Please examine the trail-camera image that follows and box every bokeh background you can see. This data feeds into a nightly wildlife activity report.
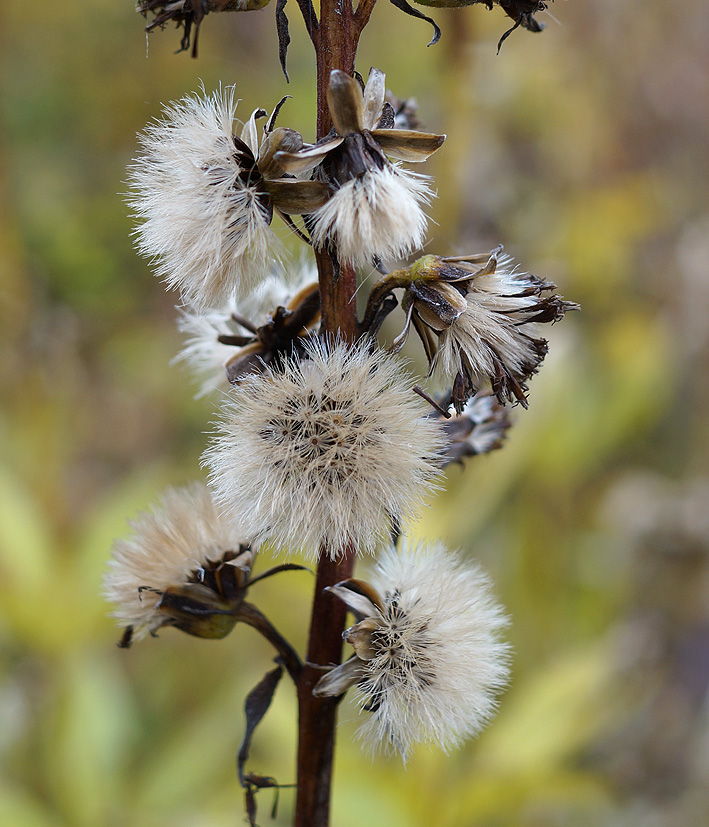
[2,1,709,825]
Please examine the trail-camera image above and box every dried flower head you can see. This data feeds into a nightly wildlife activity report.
[127,88,329,308]
[372,248,578,412]
[104,483,251,644]
[435,390,512,465]
[275,68,445,267]
[397,0,549,53]
[138,0,272,58]
[313,540,510,757]
[204,339,444,558]
[176,258,320,396]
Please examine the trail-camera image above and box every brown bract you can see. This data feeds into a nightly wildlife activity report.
[221,281,321,384]
[274,68,445,181]
[236,102,332,224]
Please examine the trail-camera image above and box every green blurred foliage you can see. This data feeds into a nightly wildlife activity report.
[2,0,708,825]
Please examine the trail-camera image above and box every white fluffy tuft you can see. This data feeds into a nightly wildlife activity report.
[127,87,278,308]
[310,166,432,267]
[204,340,444,558]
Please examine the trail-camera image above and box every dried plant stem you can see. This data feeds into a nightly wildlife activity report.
[295,549,355,826]
[294,0,364,823]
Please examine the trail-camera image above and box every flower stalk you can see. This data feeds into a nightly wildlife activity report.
[296,1,363,821]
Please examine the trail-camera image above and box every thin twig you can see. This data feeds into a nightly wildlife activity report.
[236,602,303,684]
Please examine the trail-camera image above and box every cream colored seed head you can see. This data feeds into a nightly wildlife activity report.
[204,339,445,559]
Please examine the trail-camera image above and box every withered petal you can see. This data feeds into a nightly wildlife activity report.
[362,67,386,131]
[370,129,446,162]
[325,578,385,619]
[327,70,365,136]
[265,179,331,213]
[258,127,304,179]
[241,108,267,158]
[275,137,344,174]
[312,656,368,698]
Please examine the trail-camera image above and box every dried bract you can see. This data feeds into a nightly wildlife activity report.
[204,339,444,558]
[313,540,510,758]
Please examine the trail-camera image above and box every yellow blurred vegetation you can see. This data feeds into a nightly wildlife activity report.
[2,0,708,824]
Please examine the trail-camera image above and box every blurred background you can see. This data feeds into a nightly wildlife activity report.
[2,0,709,824]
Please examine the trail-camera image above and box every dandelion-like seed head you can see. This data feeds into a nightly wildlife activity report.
[128,87,276,307]
[104,483,250,643]
[314,540,510,758]
[204,340,445,558]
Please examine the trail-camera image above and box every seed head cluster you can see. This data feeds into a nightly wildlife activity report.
[204,340,444,558]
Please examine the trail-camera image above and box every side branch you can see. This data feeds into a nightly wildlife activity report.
[354,0,377,36]
[236,601,303,683]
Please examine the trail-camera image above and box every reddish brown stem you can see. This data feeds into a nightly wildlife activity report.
[294,550,355,827]
[294,0,363,823]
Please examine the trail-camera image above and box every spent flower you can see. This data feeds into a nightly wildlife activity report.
[104,483,252,644]
[275,68,445,267]
[371,247,578,412]
[176,259,320,395]
[204,339,444,558]
[434,390,511,465]
[313,540,510,757]
[138,0,272,58]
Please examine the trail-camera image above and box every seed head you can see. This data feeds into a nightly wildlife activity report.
[314,540,510,758]
[127,87,277,307]
[435,255,575,408]
[104,483,249,642]
[275,68,445,267]
[204,340,444,558]
[176,258,319,397]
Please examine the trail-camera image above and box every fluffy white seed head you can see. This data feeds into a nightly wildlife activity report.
[127,87,277,308]
[356,540,510,758]
[204,340,444,558]
[104,483,245,640]
[435,260,551,401]
[176,258,318,397]
[310,166,432,267]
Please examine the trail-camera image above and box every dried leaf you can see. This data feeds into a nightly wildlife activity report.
[237,662,284,786]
